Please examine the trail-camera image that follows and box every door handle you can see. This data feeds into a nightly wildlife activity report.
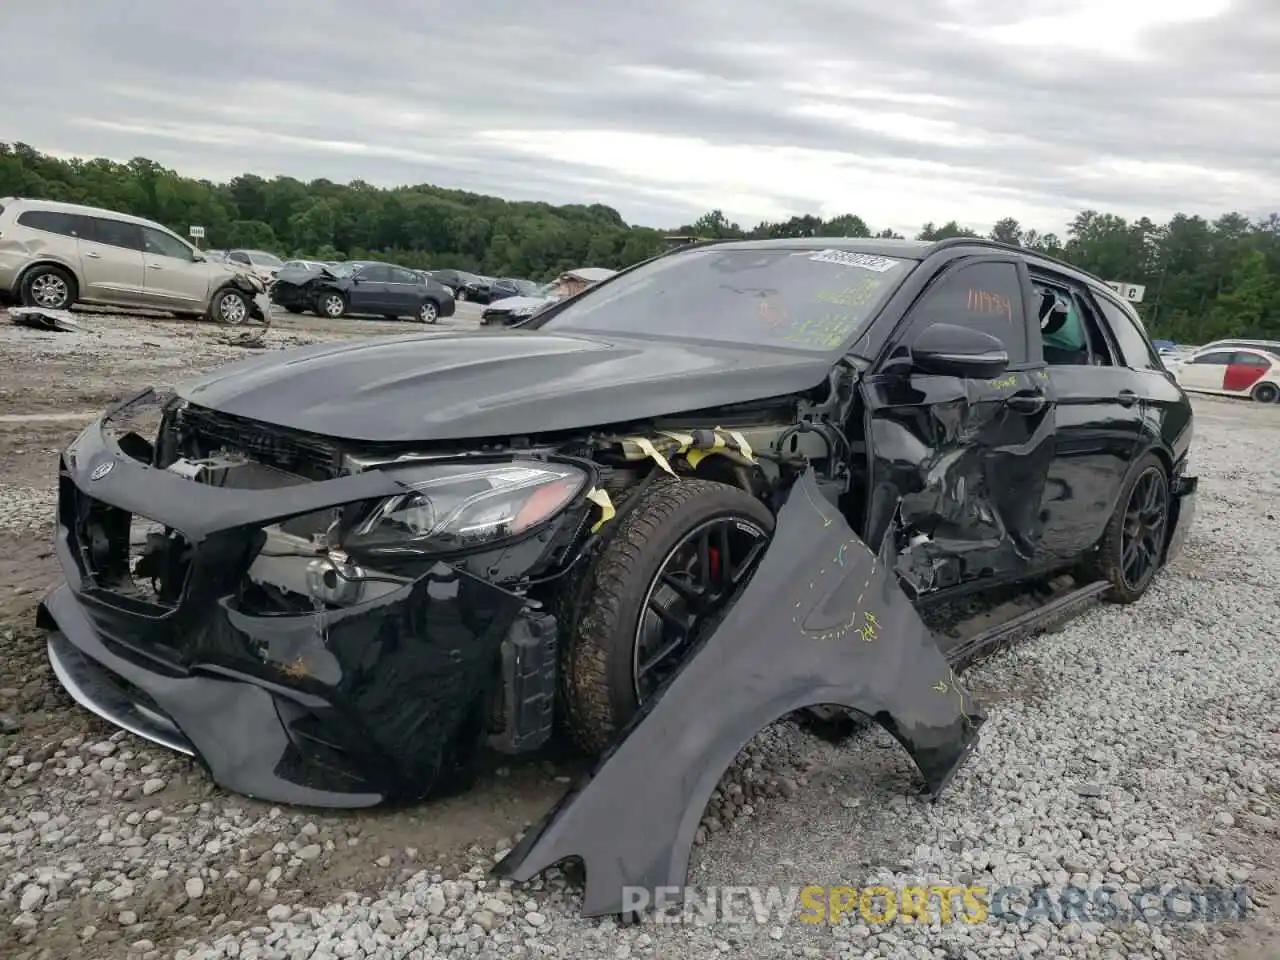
[1005,392,1047,414]
[1117,389,1138,408]
[147,263,163,270]
[84,251,101,259]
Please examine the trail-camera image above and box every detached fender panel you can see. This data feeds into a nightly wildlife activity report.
[494,468,985,917]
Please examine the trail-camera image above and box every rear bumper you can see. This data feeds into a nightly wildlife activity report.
[37,394,561,807]
[1163,473,1197,565]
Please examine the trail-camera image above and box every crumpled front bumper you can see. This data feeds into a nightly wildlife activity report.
[38,400,551,807]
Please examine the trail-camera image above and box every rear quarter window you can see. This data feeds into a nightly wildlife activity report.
[1095,296,1162,371]
[16,209,85,237]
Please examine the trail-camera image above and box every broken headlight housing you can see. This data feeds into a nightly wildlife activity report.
[341,460,588,561]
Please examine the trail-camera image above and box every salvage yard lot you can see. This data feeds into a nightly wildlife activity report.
[0,308,1278,960]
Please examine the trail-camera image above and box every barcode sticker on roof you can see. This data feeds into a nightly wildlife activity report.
[809,249,902,272]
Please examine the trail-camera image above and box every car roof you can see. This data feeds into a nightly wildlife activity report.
[1202,338,1280,349]
[680,235,1123,295]
[687,237,936,259]
[1,195,174,232]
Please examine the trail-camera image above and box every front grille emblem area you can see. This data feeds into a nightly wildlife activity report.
[90,462,114,481]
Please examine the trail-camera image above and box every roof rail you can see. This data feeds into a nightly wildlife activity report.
[927,236,1105,285]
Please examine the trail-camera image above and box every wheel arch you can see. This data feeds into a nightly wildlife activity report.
[16,258,82,295]
[1252,378,1280,400]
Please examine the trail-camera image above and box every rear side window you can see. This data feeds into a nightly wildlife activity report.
[86,217,144,251]
[16,209,86,237]
[904,260,1028,363]
[1095,296,1162,371]
[1233,352,1270,367]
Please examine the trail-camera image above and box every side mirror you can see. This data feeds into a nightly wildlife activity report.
[909,322,1009,379]
[191,250,206,262]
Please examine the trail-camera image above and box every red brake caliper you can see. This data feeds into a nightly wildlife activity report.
[707,546,721,582]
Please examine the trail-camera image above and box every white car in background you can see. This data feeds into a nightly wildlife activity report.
[478,267,618,326]
[223,249,285,284]
[1172,345,1280,403]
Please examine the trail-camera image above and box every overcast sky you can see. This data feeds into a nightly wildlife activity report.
[0,0,1274,236]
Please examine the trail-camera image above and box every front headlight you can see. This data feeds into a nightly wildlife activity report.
[341,460,588,559]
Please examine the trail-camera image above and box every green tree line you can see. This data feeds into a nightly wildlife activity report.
[2,142,1276,342]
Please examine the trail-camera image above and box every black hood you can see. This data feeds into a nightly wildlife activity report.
[175,331,832,442]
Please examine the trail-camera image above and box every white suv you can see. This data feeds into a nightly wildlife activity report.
[0,197,267,323]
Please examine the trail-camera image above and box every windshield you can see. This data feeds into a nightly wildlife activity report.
[328,262,364,277]
[509,279,539,295]
[250,251,284,267]
[537,246,914,351]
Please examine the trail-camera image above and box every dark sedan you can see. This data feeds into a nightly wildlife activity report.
[271,260,456,323]
[426,269,481,298]
[487,278,539,303]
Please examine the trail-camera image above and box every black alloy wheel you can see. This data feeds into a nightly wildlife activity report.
[1079,451,1171,604]
[1119,465,1169,593]
[631,516,769,703]
[560,477,776,755]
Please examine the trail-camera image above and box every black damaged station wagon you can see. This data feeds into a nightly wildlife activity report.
[39,237,1196,809]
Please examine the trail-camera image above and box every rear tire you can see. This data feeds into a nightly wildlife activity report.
[1079,452,1169,603]
[1252,382,1279,403]
[20,265,77,310]
[561,478,774,755]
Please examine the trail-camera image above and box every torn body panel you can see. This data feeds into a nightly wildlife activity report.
[493,469,984,917]
[859,370,1055,598]
[39,400,569,807]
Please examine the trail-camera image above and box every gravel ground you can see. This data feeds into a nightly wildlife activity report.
[1,308,1277,960]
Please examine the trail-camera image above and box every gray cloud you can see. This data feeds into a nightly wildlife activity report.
[0,0,1275,235]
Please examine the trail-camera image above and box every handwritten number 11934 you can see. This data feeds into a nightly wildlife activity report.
[967,288,1012,322]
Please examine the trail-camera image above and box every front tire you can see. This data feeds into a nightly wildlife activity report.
[20,265,77,310]
[561,478,774,754]
[417,301,439,324]
[1252,382,1279,403]
[318,291,347,319]
[209,287,251,325]
[1080,452,1170,603]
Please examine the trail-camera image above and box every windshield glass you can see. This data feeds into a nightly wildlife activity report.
[538,246,913,351]
[328,262,364,277]
[251,251,284,267]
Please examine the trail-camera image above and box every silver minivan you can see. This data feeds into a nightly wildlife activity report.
[0,197,267,323]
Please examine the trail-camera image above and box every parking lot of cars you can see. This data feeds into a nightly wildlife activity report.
[0,301,1278,960]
